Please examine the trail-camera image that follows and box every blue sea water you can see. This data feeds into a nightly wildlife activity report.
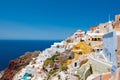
[0,40,61,71]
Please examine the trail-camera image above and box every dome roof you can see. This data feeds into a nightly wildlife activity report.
[77,29,82,32]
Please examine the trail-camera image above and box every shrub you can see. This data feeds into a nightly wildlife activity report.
[43,58,52,67]
[51,54,60,60]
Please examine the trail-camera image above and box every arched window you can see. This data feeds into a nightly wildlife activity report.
[98,38,102,41]
[89,43,91,46]
[94,38,97,41]
[74,62,77,67]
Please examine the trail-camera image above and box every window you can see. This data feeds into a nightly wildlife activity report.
[78,52,82,55]
[69,56,72,59]
[89,43,91,46]
[56,45,60,48]
[109,53,111,61]
[92,49,95,52]
[97,49,99,52]
[94,38,97,41]
[98,38,102,41]
[80,39,84,42]
[74,62,77,67]
[96,31,99,33]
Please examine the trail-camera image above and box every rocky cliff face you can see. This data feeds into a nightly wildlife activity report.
[0,51,39,80]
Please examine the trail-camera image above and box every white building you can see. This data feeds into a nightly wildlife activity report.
[66,42,78,50]
[71,30,85,42]
[42,48,55,58]
[106,21,113,32]
[35,53,47,64]
[51,41,66,53]
[103,31,118,67]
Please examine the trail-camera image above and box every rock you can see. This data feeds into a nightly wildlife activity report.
[0,51,39,80]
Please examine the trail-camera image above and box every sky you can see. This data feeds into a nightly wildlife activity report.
[0,0,120,40]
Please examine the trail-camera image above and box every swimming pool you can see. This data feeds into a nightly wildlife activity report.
[21,73,28,80]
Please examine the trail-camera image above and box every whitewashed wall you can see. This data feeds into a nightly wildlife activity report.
[103,32,118,66]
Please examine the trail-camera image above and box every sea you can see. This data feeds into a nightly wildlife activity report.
[0,40,61,71]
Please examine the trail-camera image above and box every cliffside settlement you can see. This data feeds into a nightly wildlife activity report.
[1,14,120,80]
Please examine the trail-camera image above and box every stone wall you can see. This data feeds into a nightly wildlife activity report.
[88,56,112,74]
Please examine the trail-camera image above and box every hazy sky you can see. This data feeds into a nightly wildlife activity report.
[0,0,120,40]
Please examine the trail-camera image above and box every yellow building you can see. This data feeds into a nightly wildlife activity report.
[67,42,92,65]
[72,42,92,54]
[67,60,72,65]
[74,53,79,60]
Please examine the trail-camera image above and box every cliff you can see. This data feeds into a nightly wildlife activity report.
[0,51,39,80]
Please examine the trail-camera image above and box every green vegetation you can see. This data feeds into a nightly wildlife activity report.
[43,52,69,80]
[60,64,68,71]
[89,64,93,74]
[43,58,52,67]
[51,53,60,60]
[47,69,59,80]
[43,53,60,68]
[47,64,68,80]
[49,69,58,75]
[47,57,68,80]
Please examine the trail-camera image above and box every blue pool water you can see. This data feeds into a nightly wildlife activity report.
[0,40,61,71]
[21,73,28,80]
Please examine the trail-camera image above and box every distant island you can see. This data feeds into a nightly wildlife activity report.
[0,14,120,80]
